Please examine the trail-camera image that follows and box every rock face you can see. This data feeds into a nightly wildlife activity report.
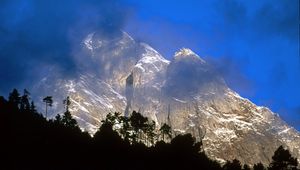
[32,31,300,166]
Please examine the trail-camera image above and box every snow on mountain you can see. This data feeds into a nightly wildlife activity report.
[32,31,300,166]
[174,48,205,64]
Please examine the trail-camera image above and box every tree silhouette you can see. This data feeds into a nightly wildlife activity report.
[8,88,298,170]
[0,89,228,170]
[268,145,298,170]
[145,120,156,146]
[61,111,78,129]
[102,112,120,127]
[119,115,132,142]
[253,163,265,170]
[63,96,71,112]
[54,114,62,124]
[171,133,201,154]
[43,96,53,119]
[8,88,20,108]
[223,159,242,170]
[20,89,30,112]
[30,101,38,114]
[129,111,148,143]
[243,164,250,170]
[160,123,172,141]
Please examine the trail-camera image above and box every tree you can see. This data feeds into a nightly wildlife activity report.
[145,120,156,146]
[8,88,20,108]
[253,163,265,170]
[63,96,71,112]
[61,111,78,129]
[20,89,30,112]
[171,134,201,154]
[223,159,242,170]
[129,111,148,143]
[243,164,251,170]
[61,98,78,129]
[30,101,37,114]
[159,123,172,141]
[101,112,121,128]
[268,145,298,170]
[119,116,132,142]
[54,114,62,124]
[43,96,53,119]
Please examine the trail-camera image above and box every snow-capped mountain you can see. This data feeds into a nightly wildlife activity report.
[32,31,300,166]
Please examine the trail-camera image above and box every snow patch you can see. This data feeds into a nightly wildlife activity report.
[84,32,95,51]
[174,48,205,63]
[278,128,290,135]
[172,97,187,103]
[65,80,76,93]
[214,128,237,141]
[70,98,90,113]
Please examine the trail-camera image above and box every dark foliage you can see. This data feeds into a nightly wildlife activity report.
[269,145,298,170]
[1,89,298,170]
[253,163,266,170]
[223,159,242,170]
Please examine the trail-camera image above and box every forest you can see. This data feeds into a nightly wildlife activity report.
[1,89,298,170]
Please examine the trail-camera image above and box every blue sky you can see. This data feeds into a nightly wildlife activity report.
[0,0,299,130]
[121,0,300,129]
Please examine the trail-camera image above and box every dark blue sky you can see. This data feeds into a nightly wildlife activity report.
[122,0,300,129]
[0,0,299,130]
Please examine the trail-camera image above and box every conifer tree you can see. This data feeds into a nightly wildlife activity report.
[129,111,148,143]
[8,88,20,108]
[253,163,265,170]
[268,145,298,170]
[145,120,156,146]
[62,111,78,129]
[243,164,250,170]
[30,101,37,114]
[54,114,62,124]
[61,96,78,129]
[119,115,132,141]
[43,96,53,119]
[160,123,172,141]
[20,89,30,112]
[223,159,242,170]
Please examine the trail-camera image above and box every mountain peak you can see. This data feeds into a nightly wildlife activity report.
[174,48,205,63]
[175,48,195,56]
[34,31,300,166]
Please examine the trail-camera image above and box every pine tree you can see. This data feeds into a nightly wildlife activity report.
[30,101,37,114]
[145,120,156,146]
[8,89,20,108]
[160,123,172,141]
[119,116,132,142]
[253,163,265,170]
[20,89,30,112]
[54,114,62,124]
[243,164,251,170]
[129,111,148,143]
[268,145,298,170]
[61,111,78,129]
[223,159,242,170]
[61,97,78,129]
[63,96,71,112]
[43,96,53,119]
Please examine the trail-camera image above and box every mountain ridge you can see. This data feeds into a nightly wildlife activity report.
[32,31,300,166]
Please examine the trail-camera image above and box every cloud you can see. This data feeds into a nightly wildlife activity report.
[163,56,225,98]
[0,0,127,95]
[216,0,299,41]
[205,56,255,97]
[253,0,299,42]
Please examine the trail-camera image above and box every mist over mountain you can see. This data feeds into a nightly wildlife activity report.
[31,31,300,166]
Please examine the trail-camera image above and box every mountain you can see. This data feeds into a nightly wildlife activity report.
[32,31,300,166]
